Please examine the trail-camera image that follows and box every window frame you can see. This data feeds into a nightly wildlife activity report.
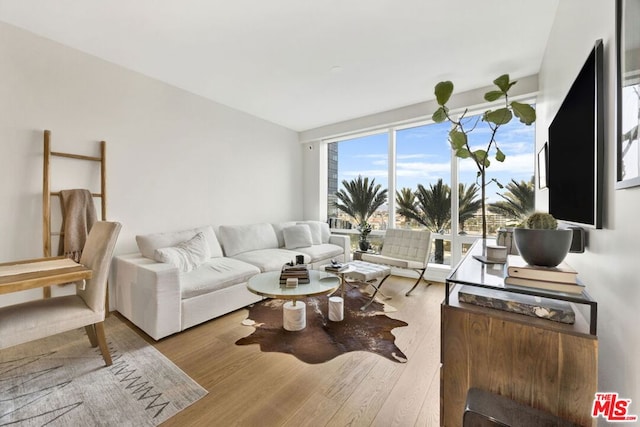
[325,97,536,272]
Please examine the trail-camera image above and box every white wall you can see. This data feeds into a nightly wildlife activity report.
[537,0,639,416]
[0,22,302,305]
[302,140,327,221]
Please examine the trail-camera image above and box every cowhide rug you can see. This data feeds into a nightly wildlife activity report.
[236,285,408,364]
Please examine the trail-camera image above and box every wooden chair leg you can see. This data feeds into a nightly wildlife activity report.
[405,268,429,296]
[85,324,98,347]
[94,321,112,366]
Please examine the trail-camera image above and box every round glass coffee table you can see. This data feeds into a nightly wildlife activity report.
[247,270,340,331]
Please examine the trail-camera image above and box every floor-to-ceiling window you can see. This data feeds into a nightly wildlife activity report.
[396,122,453,265]
[327,131,388,251]
[327,105,535,269]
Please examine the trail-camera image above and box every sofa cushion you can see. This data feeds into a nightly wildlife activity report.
[296,243,344,263]
[271,221,297,248]
[297,221,322,245]
[218,223,279,257]
[231,249,307,272]
[283,225,313,249]
[137,225,223,259]
[154,232,211,273]
[180,257,261,300]
[319,222,331,244]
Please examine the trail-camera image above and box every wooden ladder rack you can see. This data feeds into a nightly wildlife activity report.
[42,129,107,298]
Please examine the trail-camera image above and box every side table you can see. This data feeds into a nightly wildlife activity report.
[323,265,356,322]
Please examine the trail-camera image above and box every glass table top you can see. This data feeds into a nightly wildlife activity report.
[447,239,594,304]
[247,270,340,299]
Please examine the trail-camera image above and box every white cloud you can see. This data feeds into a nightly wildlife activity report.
[343,169,388,178]
[457,153,534,174]
[353,153,387,160]
[396,161,450,177]
[397,153,430,160]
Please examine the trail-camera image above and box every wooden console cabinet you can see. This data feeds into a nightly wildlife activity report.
[441,241,598,426]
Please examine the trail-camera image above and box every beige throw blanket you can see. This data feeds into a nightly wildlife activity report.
[58,189,97,262]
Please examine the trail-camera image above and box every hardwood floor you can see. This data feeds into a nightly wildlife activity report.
[117,276,444,427]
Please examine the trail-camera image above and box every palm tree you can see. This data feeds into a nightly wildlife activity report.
[395,187,419,227]
[488,177,535,225]
[396,179,451,263]
[416,180,451,234]
[334,175,388,234]
[458,183,481,233]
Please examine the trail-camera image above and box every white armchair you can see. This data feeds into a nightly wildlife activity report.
[0,221,122,366]
[361,228,431,296]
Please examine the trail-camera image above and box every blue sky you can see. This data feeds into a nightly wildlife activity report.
[336,115,535,203]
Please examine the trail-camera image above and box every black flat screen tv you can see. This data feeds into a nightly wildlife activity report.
[548,39,604,229]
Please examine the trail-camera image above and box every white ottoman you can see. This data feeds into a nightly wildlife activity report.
[344,260,392,310]
[283,301,306,331]
[345,260,392,283]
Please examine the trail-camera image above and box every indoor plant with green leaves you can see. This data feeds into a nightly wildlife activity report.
[432,74,536,239]
[513,212,573,267]
[357,221,373,250]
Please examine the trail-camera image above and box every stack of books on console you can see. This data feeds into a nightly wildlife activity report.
[504,255,585,295]
[280,264,310,284]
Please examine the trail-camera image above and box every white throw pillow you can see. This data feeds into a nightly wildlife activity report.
[272,221,297,247]
[154,232,211,272]
[283,225,313,249]
[297,221,322,245]
[136,225,223,259]
[217,223,279,257]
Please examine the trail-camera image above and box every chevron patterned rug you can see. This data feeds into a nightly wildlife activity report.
[0,315,206,426]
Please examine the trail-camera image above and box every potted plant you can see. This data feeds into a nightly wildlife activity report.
[357,221,373,251]
[432,75,536,239]
[513,212,573,267]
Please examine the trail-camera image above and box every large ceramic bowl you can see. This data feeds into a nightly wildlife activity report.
[513,228,573,267]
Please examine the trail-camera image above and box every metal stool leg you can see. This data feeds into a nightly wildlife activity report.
[361,274,391,310]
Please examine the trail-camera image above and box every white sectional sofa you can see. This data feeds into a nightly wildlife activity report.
[113,221,349,340]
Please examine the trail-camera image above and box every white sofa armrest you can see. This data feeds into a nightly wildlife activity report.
[329,234,350,262]
[113,254,181,340]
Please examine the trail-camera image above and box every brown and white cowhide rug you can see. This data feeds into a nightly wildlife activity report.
[235,285,408,364]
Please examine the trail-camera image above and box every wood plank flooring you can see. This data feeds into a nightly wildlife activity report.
[116,276,444,427]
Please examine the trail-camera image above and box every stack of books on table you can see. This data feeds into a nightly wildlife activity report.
[325,261,348,273]
[279,264,310,284]
[504,255,584,294]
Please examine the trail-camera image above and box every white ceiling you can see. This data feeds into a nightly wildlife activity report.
[0,0,559,132]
